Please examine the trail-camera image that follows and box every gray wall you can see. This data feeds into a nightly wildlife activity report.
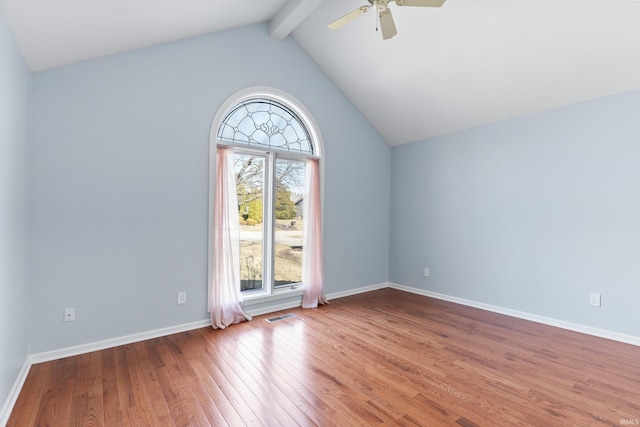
[390,89,640,336]
[30,23,391,353]
[0,8,31,415]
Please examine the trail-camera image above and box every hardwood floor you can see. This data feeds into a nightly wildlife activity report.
[8,288,640,426]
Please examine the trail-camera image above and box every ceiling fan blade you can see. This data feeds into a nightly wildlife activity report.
[379,8,397,40]
[328,6,370,30]
[395,0,446,7]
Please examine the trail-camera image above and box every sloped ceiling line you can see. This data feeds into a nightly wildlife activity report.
[270,0,324,40]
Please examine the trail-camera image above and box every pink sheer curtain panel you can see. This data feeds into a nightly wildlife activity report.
[302,158,328,308]
[209,146,252,329]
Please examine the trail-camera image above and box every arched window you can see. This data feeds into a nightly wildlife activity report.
[209,88,324,307]
[217,98,314,155]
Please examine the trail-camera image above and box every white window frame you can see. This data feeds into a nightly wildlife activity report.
[208,87,324,306]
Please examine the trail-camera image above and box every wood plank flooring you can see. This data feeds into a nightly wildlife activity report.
[8,288,640,426]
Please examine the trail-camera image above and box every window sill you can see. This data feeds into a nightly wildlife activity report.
[241,287,303,307]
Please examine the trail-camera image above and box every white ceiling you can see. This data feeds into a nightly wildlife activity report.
[2,0,640,145]
[0,0,290,71]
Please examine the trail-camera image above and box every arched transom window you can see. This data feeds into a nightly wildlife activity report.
[217,98,314,155]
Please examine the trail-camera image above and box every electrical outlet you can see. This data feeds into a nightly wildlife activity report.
[177,292,186,305]
[424,267,430,277]
[589,293,601,307]
[64,307,75,322]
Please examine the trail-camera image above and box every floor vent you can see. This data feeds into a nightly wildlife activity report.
[266,313,297,323]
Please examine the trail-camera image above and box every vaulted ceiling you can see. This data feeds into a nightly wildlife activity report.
[2,0,640,145]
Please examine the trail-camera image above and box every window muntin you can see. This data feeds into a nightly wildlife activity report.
[217,98,313,155]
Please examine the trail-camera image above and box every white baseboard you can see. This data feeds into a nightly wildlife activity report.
[389,283,640,347]
[244,300,303,317]
[0,359,31,427]
[242,282,391,316]
[326,282,390,300]
[29,319,212,365]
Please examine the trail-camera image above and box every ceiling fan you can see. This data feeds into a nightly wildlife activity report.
[328,0,447,40]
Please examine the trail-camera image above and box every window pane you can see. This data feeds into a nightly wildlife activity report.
[217,98,313,155]
[274,159,306,288]
[235,153,265,292]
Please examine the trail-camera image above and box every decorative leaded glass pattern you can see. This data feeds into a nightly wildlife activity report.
[217,98,314,155]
